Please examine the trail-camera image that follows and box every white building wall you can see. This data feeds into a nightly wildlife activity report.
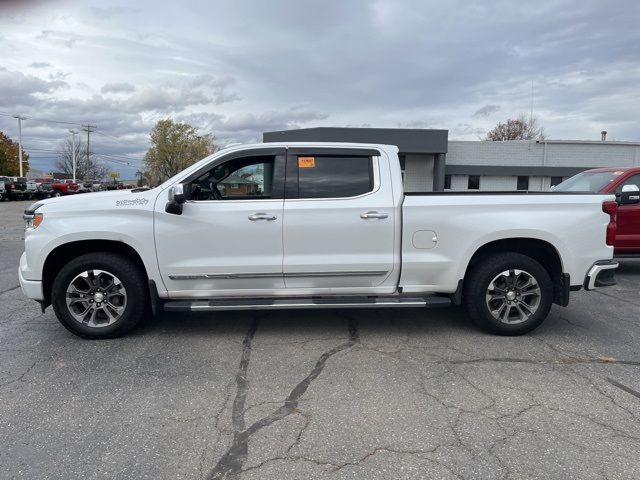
[479,175,517,190]
[545,143,638,168]
[448,140,640,169]
[445,140,640,192]
[447,175,552,191]
[403,154,434,192]
[447,140,544,166]
[449,175,468,191]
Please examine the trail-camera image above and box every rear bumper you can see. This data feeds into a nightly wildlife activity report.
[583,260,618,291]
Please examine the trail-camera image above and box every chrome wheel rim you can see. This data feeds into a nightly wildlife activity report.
[65,269,127,327]
[485,269,541,325]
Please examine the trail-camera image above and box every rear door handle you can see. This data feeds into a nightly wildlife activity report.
[360,211,388,219]
[248,213,277,221]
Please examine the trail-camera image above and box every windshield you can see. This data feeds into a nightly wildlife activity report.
[553,171,623,193]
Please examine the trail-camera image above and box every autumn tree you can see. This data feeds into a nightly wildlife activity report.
[143,119,218,185]
[0,131,29,176]
[55,137,109,180]
[485,114,546,141]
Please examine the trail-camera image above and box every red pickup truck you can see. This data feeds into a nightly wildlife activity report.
[51,179,80,197]
[554,167,640,257]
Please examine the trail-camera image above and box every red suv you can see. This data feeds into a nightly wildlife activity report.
[554,167,640,257]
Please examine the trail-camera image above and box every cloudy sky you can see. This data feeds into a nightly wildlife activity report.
[1,0,639,178]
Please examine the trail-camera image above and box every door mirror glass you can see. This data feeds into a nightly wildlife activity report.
[168,184,186,204]
[166,184,186,215]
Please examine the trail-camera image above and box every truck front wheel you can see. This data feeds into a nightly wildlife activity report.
[51,253,147,339]
[463,253,553,336]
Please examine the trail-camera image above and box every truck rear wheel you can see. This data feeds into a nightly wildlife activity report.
[51,253,147,339]
[463,253,553,336]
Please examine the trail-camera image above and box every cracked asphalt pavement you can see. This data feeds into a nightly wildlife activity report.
[2,199,640,479]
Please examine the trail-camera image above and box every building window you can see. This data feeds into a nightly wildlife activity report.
[444,174,451,190]
[517,176,529,191]
[468,175,480,190]
[550,176,563,187]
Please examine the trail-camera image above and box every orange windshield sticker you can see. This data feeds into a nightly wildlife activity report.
[298,157,316,168]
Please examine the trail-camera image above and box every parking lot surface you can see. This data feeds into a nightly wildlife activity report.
[1,199,640,479]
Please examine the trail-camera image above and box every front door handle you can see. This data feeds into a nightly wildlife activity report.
[360,211,388,219]
[248,213,277,221]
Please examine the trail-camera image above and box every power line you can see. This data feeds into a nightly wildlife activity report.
[96,152,144,163]
[93,154,140,167]
[0,110,88,127]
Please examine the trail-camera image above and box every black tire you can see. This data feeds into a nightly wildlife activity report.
[53,190,62,197]
[51,252,148,339]
[463,252,553,336]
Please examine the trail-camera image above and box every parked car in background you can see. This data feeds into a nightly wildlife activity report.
[0,176,17,200]
[25,179,38,199]
[30,178,54,199]
[50,179,79,197]
[0,178,5,200]
[76,181,90,193]
[20,142,621,339]
[86,181,104,192]
[36,181,53,199]
[554,167,640,257]
[6,176,29,200]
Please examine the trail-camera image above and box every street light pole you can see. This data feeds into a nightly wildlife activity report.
[69,129,78,182]
[13,115,26,177]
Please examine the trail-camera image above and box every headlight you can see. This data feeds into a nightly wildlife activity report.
[24,202,44,230]
[24,213,43,229]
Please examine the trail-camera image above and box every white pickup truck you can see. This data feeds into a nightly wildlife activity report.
[20,142,618,338]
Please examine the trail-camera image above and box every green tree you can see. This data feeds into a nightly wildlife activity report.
[485,114,546,141]
[0,131,29,176]
[143,119,218,185]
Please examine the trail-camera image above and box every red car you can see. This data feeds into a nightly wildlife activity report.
[554,167,640,257]
[50,179,80,197]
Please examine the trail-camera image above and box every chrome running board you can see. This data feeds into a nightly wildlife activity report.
[163,295,451,312]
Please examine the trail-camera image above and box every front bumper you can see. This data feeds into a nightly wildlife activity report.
[583,260,618,291]
[19,252,44,300]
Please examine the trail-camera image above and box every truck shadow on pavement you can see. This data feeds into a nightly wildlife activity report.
[616,258,640,275]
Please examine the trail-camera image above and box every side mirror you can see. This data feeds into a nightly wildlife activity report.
[619,184,640,205]
[165,184,186,214]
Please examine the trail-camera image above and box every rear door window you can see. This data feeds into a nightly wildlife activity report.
[296,155,373,199]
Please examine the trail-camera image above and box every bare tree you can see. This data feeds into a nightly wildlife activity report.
[55,137,109,180]
[485,114,546,141]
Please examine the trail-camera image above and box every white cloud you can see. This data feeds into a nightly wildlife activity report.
[101,82,136,94]
[0,0,639,177]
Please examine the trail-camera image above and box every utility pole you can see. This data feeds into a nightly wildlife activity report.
[13,115,26,177]
[69,129,78,182]
[81,124,96,180]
